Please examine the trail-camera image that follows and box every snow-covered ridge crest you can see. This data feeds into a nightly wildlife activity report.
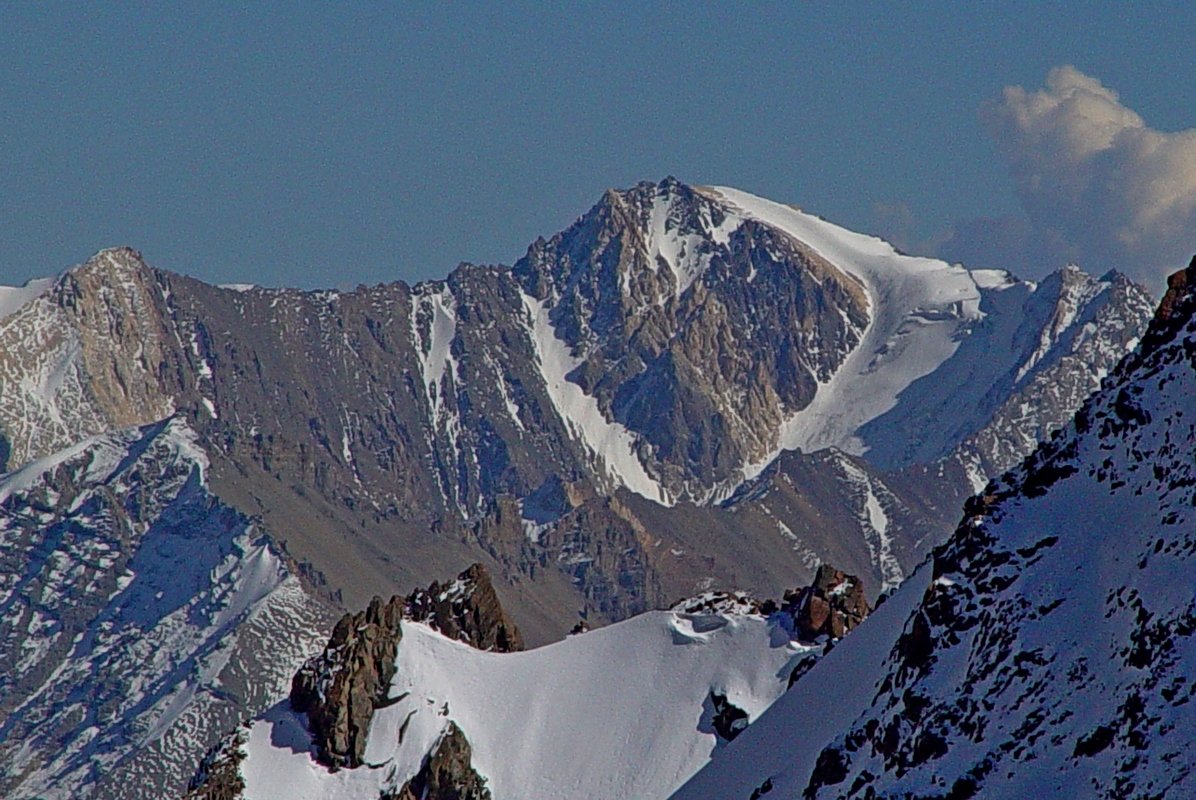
[705,186,992,472]
[236,604,816,800]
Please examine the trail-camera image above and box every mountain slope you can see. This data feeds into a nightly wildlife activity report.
[0,418,333,800]
[672,257,1196,799]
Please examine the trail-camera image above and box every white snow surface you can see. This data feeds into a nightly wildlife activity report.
[0,276,54,321]
[240,609,814,800]
[410,284,458,405]
[707,186,991,473]
[670,565,930,799]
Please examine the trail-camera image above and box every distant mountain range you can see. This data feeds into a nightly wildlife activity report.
[0,178,1159,798]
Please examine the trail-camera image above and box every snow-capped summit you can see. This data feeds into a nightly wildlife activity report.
[513,178,1152,503]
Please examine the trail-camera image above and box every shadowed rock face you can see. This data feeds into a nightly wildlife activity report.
[403,562,524,653]
[289,564,523,769]
[710,692,751,743]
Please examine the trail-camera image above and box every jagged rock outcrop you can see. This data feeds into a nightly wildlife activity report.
[784,564,871,642]
[290,594,406,769]
[670,590,767,616]
[386,722,491,800]
[290,564,522,769]
[403,563,524,652]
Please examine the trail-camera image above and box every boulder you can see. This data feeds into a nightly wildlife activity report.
[785,564,871,642]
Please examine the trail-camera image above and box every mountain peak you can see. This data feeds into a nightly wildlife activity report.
[73,246,150,275]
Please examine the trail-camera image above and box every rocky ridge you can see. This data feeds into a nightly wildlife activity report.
[289,564,523,770]
[784,564,871,643]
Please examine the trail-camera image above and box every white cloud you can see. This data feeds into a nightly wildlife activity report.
[942,66,1196,289]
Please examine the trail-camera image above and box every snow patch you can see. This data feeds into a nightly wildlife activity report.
[833,454,904,592]
[0,276,54,321]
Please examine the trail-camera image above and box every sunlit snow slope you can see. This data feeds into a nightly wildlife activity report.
[705,186,1150,479]
[237,609,816,800]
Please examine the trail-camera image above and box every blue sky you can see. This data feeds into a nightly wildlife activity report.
[2,3,1194,290]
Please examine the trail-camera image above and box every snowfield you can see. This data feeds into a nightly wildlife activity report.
[238,609,817,800]
[0,276,54,321]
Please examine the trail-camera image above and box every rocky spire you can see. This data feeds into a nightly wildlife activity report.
[403,562,524,653]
